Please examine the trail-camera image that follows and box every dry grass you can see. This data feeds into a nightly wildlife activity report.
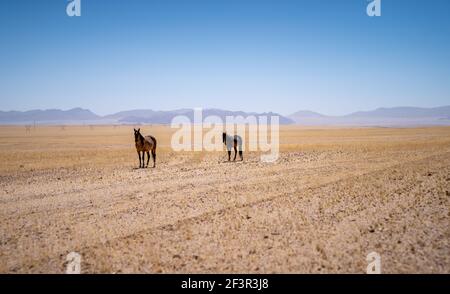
[0,125,449,273]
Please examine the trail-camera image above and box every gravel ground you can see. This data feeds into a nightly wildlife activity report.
[0,126,449,273]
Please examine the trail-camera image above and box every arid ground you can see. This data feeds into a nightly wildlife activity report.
[0,125,449,273]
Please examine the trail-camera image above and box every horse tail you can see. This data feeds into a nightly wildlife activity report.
[150,136,157,167]
[237,135,243,160]
[151,136,157,151]
[236,135,243,151]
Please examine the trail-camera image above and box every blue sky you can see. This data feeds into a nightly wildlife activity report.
[0,0,449,116]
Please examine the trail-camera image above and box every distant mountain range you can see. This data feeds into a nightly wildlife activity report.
[288,106,450,126]
[114,109,293,125]
[0,108,293,125]
[1,106,449,126]
[0,108,99,123]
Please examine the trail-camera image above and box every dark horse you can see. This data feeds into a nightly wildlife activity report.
[222,132,243,161]
[134,128,157,168]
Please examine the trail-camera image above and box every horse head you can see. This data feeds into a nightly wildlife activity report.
[134,128,141,142]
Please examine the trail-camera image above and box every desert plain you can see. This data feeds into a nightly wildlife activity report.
[0,125,449,273]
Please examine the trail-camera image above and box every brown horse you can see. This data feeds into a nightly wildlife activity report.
[134,128,157,168]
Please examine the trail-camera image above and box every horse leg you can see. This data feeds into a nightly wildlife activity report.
[233,146,237,161]
[146,151,150,168]
[152,149,156,168]
[137,151,141,168]
[227,150,231,161]
[239,150,243,161]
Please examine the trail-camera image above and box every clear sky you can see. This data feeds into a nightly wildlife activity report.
[1,0,449,116]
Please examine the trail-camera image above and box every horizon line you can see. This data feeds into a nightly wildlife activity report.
[1,104,450,118]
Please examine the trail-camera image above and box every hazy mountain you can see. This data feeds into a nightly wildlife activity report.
[2,106,449,126]
[103,109,157,120]
[0,108,294,125]
[289,110,326,124]
[288,106,450,126]
[118,108,294,124]
[290,110,325,118]
[346,106,450,118]
[118,110,179,124]
[0,108,99,123]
